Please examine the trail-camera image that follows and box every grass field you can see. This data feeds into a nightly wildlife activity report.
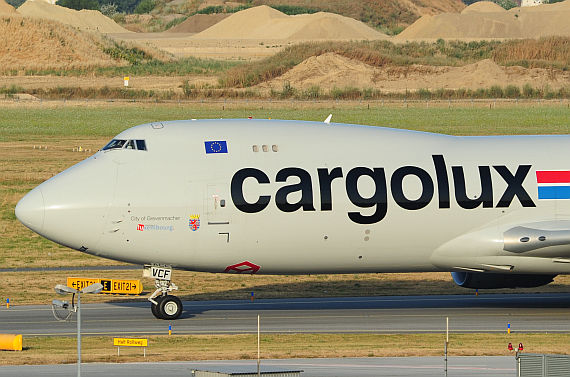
[1,333,569,365]
[1,100,569,141]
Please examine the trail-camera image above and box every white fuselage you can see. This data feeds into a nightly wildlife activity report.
[15,119,570,275]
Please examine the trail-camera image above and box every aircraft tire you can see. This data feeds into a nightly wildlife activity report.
[158,295,182,320]
[151,296,164,319]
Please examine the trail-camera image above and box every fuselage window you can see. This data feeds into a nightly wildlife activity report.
[102,139,126,150]
[135,140,147,151]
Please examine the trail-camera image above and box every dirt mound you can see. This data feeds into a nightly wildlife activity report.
[167,13,230,33]
[0,16,120,72]
[198,0,241,9]
[434,59,507,88]
[398,0,465,16]
[249,0,465,28]
[18,0,129,33]
[262,52,378,89]
[194,5,387,40]
[461,1,505,14]
[259,53,569,92]
[397,0,570,40]
[0,0,16,14]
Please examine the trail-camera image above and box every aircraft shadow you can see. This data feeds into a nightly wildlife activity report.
[106,278,570,318]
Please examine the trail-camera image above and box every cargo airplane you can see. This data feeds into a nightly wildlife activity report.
[15,119,570,320]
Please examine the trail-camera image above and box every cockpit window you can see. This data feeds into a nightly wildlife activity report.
[125,140,136,149]
[136,140,147,151]
[102,139,126,150]
[102,139,147,151]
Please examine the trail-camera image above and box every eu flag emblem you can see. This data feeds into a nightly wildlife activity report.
[205,140,228,154]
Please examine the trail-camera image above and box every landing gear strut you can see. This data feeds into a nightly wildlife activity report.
[144,265,183,320]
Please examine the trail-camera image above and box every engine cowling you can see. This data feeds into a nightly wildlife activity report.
[451,271,556,289]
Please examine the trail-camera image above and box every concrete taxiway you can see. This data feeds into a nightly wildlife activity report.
[1,293,569,336]
[0,357,515,377]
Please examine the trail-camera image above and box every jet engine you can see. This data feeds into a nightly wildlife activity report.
[451,271,556,289]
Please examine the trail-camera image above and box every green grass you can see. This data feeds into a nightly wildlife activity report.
[191,4,250,15]
[163,16,187,30]
[0,104,568,141]
[5,85,567,101]
[18,57,241,77]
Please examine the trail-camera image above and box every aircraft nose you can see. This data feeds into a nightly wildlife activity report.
[15,187,45,233]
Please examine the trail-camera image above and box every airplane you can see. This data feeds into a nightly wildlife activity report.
[15,118,570,320]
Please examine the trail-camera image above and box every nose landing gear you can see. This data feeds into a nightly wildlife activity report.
[151,294,182,320]
[144,265,183,320]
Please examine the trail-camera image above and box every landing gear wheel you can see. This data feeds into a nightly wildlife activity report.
[151,295,165,319]
[145,265,180,319]
[158,295,182,320]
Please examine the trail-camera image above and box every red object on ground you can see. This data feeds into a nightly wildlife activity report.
[508,343,513,351]
[518,343,524,351]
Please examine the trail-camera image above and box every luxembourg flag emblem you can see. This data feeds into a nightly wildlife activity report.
[536,171,570,199]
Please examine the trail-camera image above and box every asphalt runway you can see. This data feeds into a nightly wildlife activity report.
[1,293,569,336]
[0,357,516,377]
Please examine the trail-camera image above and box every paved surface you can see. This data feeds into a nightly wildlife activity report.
[1,293,569,336]
[0,357,516,377]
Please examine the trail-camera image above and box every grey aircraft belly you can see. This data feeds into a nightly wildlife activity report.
[15,119,570,319]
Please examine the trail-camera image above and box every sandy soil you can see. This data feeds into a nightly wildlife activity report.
[0,74,219,91]
[194,5,387,40]
[396,0,570,40]
[0,0,16,14]
[399,0,466,16]
[167,13,231,33]
[110,33,290,59]
[461,1,505,14]
[0,16,119,71]
[2,53,566,95]
[258,53,570,92]
[198,0,241,9]
[17,0,129,33]
[109,2,570,61]
[109,5,388,59]
[3,1,570,85]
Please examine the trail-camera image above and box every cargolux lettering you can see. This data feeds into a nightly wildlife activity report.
[230,154,536,225]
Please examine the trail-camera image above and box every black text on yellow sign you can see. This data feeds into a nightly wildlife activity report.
[67,278,142,295]
[114,338,148,347]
